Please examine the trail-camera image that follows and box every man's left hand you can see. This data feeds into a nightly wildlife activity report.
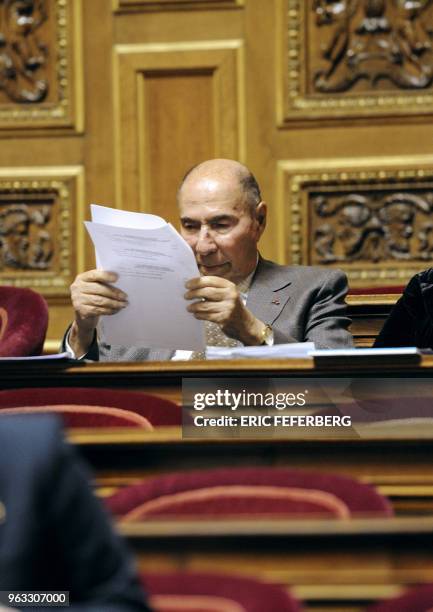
[185,276,265,345]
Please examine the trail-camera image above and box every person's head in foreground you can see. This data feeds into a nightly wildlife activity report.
[0,415,150,611]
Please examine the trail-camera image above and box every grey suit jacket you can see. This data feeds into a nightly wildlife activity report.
[79,258,352,361]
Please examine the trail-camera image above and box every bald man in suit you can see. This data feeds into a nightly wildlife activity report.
[67,159,352,360]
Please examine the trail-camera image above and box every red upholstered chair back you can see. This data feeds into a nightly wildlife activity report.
[105,467,393,521]
[0,387,181,428]
[0,404,154,429]
[366,584,433,611]
[348,286,405,296]
[142,571,302,612]
[0,286,48,356]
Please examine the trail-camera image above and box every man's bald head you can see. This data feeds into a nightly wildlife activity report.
[178,159,262,215]
[177,159,267,283]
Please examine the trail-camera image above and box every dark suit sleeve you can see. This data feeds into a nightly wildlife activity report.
[38,422,150,611]
[61,325,100,361]
[303,269,353,349]
[374,270,433,349]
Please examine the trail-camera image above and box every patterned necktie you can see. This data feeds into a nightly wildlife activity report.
[190,275,252,360]
[190,320,241,360]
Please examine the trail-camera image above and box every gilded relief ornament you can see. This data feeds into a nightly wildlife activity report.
[313,0,433,92]
[0,0,48,103]
[313,191,433,263]
[0,203,53,270]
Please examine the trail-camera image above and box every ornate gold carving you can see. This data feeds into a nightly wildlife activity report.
[0,0,49,103]
[113,0,244,12]
[313,0,433,93]
[279,0,433,120]
[0,166,84,295]
[0,0,83,131]
[0,198,54,270]
[279,156,433,287]
[312,190,433,264]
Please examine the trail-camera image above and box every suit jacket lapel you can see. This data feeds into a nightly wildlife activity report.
[247,257,293,325]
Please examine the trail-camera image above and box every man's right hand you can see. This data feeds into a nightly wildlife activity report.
[69,269,128,357]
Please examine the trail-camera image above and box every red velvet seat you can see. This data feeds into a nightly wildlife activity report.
[0,286,48,356]
[105,467,393,521]
[367,584,433,611]
[0,387,181,428]
[142,571,302,612]
[348,286,404,296]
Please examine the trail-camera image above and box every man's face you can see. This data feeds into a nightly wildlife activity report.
[178,176,266,284]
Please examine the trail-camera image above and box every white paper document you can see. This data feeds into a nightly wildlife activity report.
[0,352,70,362]
[85,205,205,350]
[206,342,315,360]
[310,347,420,357]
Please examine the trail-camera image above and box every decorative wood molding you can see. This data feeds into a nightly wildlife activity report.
[113,0,244,13]
[0,166,84,296]
[278,155,433,289]
[277,0,433,122]
[113,41,244,223]
[0,0,83,132]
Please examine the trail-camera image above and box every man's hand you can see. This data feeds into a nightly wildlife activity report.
[69,269,128,357]
[185,276,266,345]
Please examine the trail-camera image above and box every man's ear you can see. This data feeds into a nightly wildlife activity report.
[255,202,267,236]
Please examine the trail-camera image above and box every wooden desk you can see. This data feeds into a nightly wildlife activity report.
[2,354,433,394]
[121,515,433,612]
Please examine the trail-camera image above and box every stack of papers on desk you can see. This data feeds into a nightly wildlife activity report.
[310,347,420,357]
[206,342,315,360]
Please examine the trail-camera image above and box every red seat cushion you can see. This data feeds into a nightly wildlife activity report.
[348,286,405,296]
[0,388,181,427]
[142,571,302,612]
[0,404,154,429]
[367,584,433,611]
[106,467,393,520]
[0,286,48,356]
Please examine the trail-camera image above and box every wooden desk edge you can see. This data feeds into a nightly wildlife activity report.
[118,515,433,538]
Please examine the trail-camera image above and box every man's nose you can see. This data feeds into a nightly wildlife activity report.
[195,226,217,255]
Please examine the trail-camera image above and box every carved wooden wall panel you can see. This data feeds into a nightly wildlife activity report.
[113,0,244,12]
[0,0,83,131]
[143,71,214,224]
[0,167,84,296]
[6,0,433,346]
[279,0,433,121]
[279,156,433,288]
[114,41,243,228]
